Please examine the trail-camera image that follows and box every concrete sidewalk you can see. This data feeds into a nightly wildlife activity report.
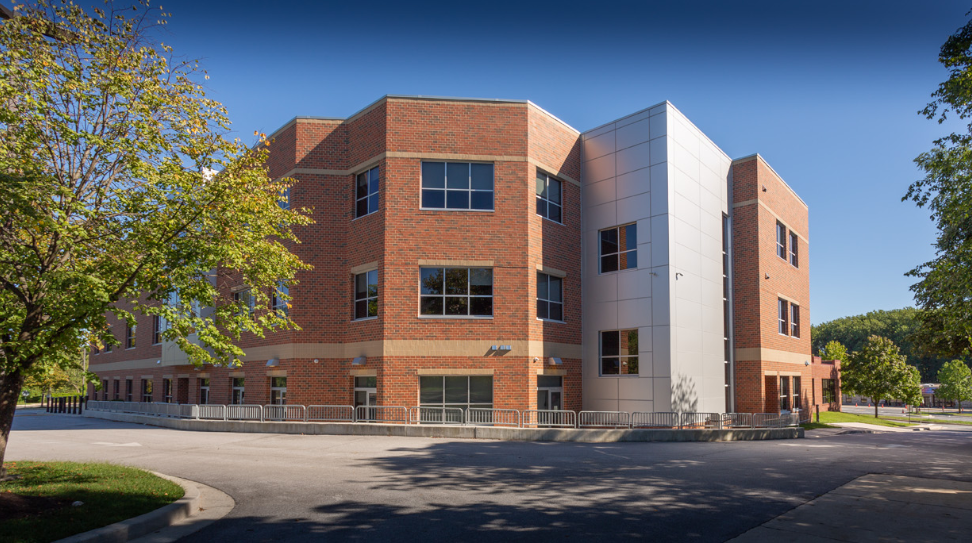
[831,422,937,433]
[729,474,972,542]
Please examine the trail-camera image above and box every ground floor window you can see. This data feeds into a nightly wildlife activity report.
[102,380,109,401]
[163,379,172,403]
[354,376,377,408]
[822,379,836,404]
[199,378,210,404]
[231,378,245,405]
[141,379,153,403]
[125,379,133,402]
[113,379,120,400]
[270,377,287,405]
[419,375,492,410]
[792,376,802,410]
[779,376,791,412]
[537,375,563,410]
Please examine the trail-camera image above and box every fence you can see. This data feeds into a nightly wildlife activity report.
[83,401,807,429]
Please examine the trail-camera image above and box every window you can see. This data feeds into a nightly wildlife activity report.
[354,270,379,320]
[163,379,172,403]
[822,379,836,404]
[199,378,210,404]
[537,375,563,410]
[536,171,562,223]
[419,267,493,317]
[233,289,254,316]
[125,323,136,349]
[279,185,290,210]
[780,376,790,411]
[791,304,801,338]
[599,224,637,273]
[419,375,493,410]
[270,377,287,405]
[141,379,153,403]
[537,272,564,321]
[354,376,377,408]
[105,328,113,352]
[600,329,639,376]
[272,282,289,316]
[778,299,788,335]
[421,162,494,211]
[152,316,162,345]
[355,166,380,218]
[113,379,120,400]
[776,222,787,259]
[231,377,245,405]
[125,379,133,402]
[792,376,802,411]
[102,379,109,401]
[789,232,799,267]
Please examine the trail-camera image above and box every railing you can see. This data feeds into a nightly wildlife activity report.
[197,404,226,420]
[522,409,577,428]
[354,405,408,424]
[578,411,630,428]
[307,405,354,422]
[466,408,520,427]
[631,412,680,428]
[226,404,263,421]
[409,406,465,425]
[264,404,305,422]
[721,413,753,428]
[753,412,800,428]
[680,412,723,429]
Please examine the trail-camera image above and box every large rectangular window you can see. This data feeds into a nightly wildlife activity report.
[789,232,799,267]
[822,379,836,404]
[419,375,493,410]
[421,162,494,211]
[536,171,563,223]
[125,379,133,401]
[776,222,787,259]
[199,378,210,404]
[354,270,379,320]
[126,323,136,349]
[791,304,801,338]
[355,166,380,218]
[778,299,788,335]
[599,224,637,273]
[113,379,120,400]
[141,379,153,403]
[419,268,493,317]
[163,378,172,403]
[537,272,564,322]
[231,377,245,405]
[600,329,639,376]
[233,289,254,316]
[270,377,287,405]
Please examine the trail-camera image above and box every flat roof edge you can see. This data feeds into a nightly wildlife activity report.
[732,153,808,208]
[581,100,671,136]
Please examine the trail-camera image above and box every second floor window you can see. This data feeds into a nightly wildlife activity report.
[421,162,494,211]
[791,304,801,338]
[126,323,136,349]
[778,299,788,335]
[536,171,562,223]
[355,270,379,320]
[789,232,799,267]
[272,282,289,316]
[776,222,787,259]
[600,224,637,273]
[152,315,162,345]
[233,289,254,316]
[600,329,639,376]
[420,267,492,317]
[537,272,564,321]
[355,166,379,218]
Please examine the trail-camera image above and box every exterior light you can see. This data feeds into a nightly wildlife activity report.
[156,360,161,365]
[352,356,366,365]
[266,358,279,367]
[549,357,563,365]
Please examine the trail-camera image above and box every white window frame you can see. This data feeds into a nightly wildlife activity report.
[790,303,800,338]
[270,377,287,405]
[599,329,640,376]
[778,299,788,336]
[163,378,172,403]
[231,377,245,405]
[788,232,799,267]
[354,270,379,321]
[141,379,153,403]
[599,224,638,274]
[536,272,564,322]
[199,378,210,405]
[125,323,136,349]
[776,222,787,259]
[354,376,377,408]
[418,267,493,319]
[420,161,495,212]
[536,171,563,224]
[354,166,380,219]
[152,315,162,345]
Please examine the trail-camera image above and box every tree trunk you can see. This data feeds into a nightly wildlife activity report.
[0,370,26,480]
[874,398,880,418]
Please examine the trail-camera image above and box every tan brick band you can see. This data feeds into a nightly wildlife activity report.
[735,348,810,365]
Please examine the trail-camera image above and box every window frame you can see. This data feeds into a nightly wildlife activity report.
[231,377,245,405]
[779,376,790,412]
[536,272,565,322]
[418,267,494,319]
[790,303,801,338]
[270,376,287,405]
[125,379,133,402]
[788,232,799,267]
[792,376,802,411]
[599,329,640,376]
[272,282,289,316]
[163,378,172,403]
[152,315,162,345]
[354,269,379,321]
[354,165,380,219]
[778,299,788,336]
[233,288,254,316]
[199,378,210,405]
[125,323,136,349]
[141,379,153,403]
[419,161,495,212]
[418,375,494,411]
[598,223,638,274]
[536,170,564,224]
[776,222,787,259]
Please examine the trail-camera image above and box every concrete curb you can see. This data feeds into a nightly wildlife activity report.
[54,473,200,543]
[83,410,803,442]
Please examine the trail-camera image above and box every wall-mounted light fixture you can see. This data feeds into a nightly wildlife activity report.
[352,356,366,366]
[765,273,771,280]
[156,360,162,365]
[313,359,319,364]
[548,357,563,365]
[266,358,279,367]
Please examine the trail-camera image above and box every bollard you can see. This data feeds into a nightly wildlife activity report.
[816,404,820,424]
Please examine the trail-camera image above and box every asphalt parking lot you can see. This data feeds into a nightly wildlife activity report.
[8,412,972,542]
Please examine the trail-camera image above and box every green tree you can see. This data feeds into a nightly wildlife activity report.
[0,2,310,479]
[819,340,849,363]
[843,336,923,418]
[936,360,972,413]
[905,12,972,359]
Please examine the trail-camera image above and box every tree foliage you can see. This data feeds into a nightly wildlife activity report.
[936,359,972,412]
[843,336,922,417]
[0,0,310,477]
[905,12,972,359]
[811,308,957,381]
[819,340,849,364]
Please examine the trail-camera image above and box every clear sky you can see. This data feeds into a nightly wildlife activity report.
[148,0,967,324]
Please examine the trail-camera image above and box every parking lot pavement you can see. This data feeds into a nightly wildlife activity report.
[8,413,972,542]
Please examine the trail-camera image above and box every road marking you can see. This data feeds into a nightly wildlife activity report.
[92,442,142,447]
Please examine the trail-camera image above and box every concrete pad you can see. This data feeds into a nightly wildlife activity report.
[729,474,972,542]
[831,422,928,433]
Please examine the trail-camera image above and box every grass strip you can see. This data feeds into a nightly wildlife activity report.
[0,461,183,543]
[816,411,915,428]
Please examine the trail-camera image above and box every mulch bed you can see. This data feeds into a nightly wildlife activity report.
[0,491,72,522]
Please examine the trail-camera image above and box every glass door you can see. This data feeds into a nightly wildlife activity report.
[354,376,377,421]
[537,375,564,427]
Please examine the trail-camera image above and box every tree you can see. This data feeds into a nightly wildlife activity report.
[819,340,849,364]
[936,360,972,412]
[0,2,310,479]
[842,336,923,418]
[905,12,972,360]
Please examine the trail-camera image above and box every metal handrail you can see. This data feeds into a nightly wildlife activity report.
[578,411,630,428]
[521,409,577,428]
[307,405,355,422]
[408,406,465,425]
[465,408,520,427]
[197,404,226,420]
[354,405,408,424]
[722,413,754,428]
[680,412,723,429]
[631,412,680,429]
[264,404,305,422]
[226,404,263,421]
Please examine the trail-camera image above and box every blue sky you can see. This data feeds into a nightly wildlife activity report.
[152,0,967,324]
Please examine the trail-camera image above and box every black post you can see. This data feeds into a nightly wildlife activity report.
[71,396,76,414]
[61,397,66,413]
[80,396,85,414]
[46,396,50,413]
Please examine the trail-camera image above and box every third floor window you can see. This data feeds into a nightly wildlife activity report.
[536,171,562,223]
[355,166,380,218]
[421,162,494,211]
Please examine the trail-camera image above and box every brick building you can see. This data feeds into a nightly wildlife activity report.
[88,95,833,416]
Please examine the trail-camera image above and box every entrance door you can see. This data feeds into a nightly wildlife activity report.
[354,376,377,421]
[537,375,564,411]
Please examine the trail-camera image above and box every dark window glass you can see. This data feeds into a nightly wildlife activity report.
[420,376,444,404]
[536,171,563,223]
[789,232,799,267]
[469,376,492,403]
[421,268,443,295]
[600,329,639,376]
[354,270,378,319]
[537,272,564,322]
[421,162,493,210]
[599,224,637,273]
[446,190,469,209]
[444,376,468,403]
[421,162,445,188]
[420,296,443,315]
[446,163,469,189]
[422,189,445,208]
[538,375,562,388]
[355,166,380,218]
[420,267,492,317]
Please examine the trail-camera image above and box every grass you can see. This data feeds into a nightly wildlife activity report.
[0,461,183,543]
[816,411,916,428]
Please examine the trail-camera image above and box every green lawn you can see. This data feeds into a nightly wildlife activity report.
[0,461,183,543]
[816,411,915,428]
